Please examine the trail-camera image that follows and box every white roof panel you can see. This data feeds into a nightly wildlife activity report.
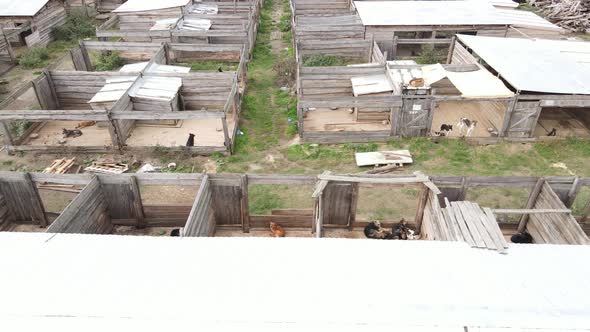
[0,0,50,17]
[423,64,514,98]
[353,1,559,30]
[0,233,590,329]
[113,0,190,13]
[350,74,393,96]
[458,34,590,94]
[355,1,506,26]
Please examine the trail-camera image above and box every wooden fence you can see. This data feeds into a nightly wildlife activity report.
[0,68,240,154]
[0,171,589,245]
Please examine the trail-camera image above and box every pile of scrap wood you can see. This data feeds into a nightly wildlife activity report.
[85,159,129,175]
[530,0,590,32]
[39,158,82,193]
[43,158,77,174]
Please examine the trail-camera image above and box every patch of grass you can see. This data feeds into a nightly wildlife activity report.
[53,8,96,42]
[302,54,349,67]
[8,121,32,138]
[94,52,125,71]
[186,61,238,71]
[279,13,291,33]
[415,45,447,64]
[18,48,50,68]
[249,184,283,214]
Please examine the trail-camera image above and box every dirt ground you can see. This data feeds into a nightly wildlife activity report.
[126,118,233,148]
[431,101,506,137]
[113,226,179,236]
[304,108,390,132]
[534,108,590,137]
[24,121,112,146]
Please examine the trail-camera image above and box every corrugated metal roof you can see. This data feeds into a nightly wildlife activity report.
[113,0,190,13]
[0,0,50,17]
[0,232,589,329]
[353,1,560,31]
[458,34,590,94]
[495,8,563,31]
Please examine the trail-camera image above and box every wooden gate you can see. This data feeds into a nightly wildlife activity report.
[401,97,433,137]
[32,73,58,110]
[506,101,541,138]
[70,46,92,71]
[321,182,357,226]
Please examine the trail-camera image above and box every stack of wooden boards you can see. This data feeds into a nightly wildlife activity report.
[525,182,589,245]
[440,200,508,254]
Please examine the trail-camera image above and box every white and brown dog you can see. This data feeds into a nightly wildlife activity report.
[457,118,477,137]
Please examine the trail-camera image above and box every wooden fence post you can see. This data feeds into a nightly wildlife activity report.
[446,36,456,64]
[241,174,250,233]
[0,121,13,152]
[129,176,146,228]
[391,35,398,60]
[518,178,545,232]
[565,177,580,208]
[499,94,518,137]
[24,172,49,227]
[415,184,429,234]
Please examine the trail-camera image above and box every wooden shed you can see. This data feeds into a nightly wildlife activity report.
[352,1,563,59]
[0,0,67,47]
[454,34,590,139]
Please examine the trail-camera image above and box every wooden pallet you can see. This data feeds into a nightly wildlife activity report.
[85,162,129,175]
[42,158,76,174]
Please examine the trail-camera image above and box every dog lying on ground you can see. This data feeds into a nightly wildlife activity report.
[62,129,82,138]
[76,121,96,129]
[364,221,393,239]
[270,222,286,237]
[511,231,533,243]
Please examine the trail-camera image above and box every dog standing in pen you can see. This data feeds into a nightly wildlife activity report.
[457,118,477,137]
[186,133,195,147]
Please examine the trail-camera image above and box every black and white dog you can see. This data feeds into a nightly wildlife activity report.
[435,124,453,137]
[547,128,557,136]
[170,229,181,237]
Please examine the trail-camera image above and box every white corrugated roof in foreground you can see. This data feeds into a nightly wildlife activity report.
[113,0,190,13]
[0,0,49,17]
[0,232,589,330]
[353,1,560,31]
[458,34,590,94]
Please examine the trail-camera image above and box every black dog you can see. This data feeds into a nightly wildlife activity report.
[547,128,557,136]
[62,128,82,138]
[511,232,533,244]
[186,133,195,147]
[170,229,180,237]
[364,221,393,239]
[217,67,223,73]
